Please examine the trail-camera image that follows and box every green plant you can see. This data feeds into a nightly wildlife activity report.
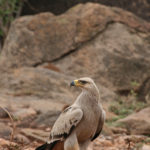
[144,138,150,143]
[130,81,139,87]
[109,98,147,116]
[0,0,23,43]
[6,144,21,150]
[129,80,140,97]
[109,101,133,117]
[107,98,148,127]
[130,89,137,97]
[106,116,125,127]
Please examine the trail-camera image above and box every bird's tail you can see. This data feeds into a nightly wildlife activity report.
[35,141,64,150]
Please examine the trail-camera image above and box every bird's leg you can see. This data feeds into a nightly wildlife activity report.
[80,140,91,150]
[64,132,80,150]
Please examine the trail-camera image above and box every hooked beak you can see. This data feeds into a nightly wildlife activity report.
[70,80,83,87]
[70,81,75,87]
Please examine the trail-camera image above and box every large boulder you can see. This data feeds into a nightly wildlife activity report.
[54,4,150,92]
[55,22,150,91]
[118,107,150,135]
[1,3,150,93]
[0,12,77,68]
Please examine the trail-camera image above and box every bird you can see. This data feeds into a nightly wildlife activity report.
[36,77,105,150]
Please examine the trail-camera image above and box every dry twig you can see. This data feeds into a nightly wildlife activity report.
[0,106,15,142]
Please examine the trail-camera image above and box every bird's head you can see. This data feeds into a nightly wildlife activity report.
[70,77,98,93]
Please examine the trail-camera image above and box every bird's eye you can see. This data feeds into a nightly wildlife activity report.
[79,80,88,84]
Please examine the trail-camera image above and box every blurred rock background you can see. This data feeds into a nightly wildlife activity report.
[0,0,150,150]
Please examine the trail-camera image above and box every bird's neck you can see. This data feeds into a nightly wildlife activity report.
[76,89,100,105]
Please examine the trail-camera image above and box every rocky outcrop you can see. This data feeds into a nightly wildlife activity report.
[2,3,150,70]
[0,3,150,123]
[1,3,150,149]
[53,4,150,92]
[1,3,150,94]
[118,107,150,135]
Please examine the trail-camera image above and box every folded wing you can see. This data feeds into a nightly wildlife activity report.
[50,106,83,141]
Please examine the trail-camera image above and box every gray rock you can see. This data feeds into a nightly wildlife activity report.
[0,11,77,69]
[21,128,49,142]
[14,134,30,144]
[0,108,9,118]
[0,123,12,139]
[13,107,37,120]
[0,67,75,104]
[55,22,150,92]
[31,110,60,128]
[118,107,150,135]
